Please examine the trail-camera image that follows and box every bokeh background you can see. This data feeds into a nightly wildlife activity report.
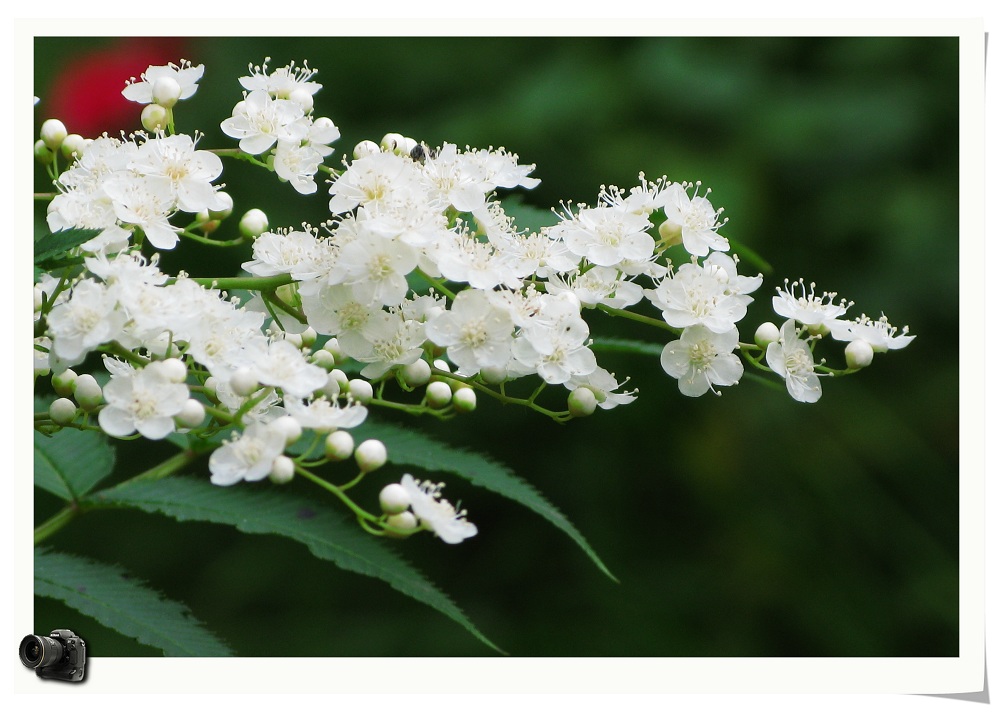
[32,35,959,657]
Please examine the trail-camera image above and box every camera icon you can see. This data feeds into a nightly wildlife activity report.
[19,629,86,682]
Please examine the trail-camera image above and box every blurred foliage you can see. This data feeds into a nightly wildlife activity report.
[32,36,958,657]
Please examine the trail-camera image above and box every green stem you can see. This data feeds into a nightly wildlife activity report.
[34,505,77,545]
[179,229,247,248]
[294,465,380,524]
[415,269,457,300]
[181,274,294,291]
[597,304,680,334]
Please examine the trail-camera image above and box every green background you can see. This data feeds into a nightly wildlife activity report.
[33,36,959,656]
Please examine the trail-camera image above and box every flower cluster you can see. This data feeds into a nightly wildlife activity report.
[33,57,916,547]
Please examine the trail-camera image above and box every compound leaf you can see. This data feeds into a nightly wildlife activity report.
[353,421,617,582]
[84,477,500,653]
[34,419,115,501]
[34,228,102,266]
[34,548,233,656]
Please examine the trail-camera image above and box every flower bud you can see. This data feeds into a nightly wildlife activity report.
[230,367,259,397]
[353,140,380,159]
[568,387,598,417]
[288,88,314,112]
[329,369,349,391]
[385,511,418,537]
[300,327,318,348]
[322,337,344,363]
[239,208,269,238]
[380,132,407,153]
[52,369,78,396]
[157,357,188,384]
[203,376,220,403]
[319,372,341,399]
[845,339,875,369]
[325,430,355,461]
[401,359,431,388]
[348,379,374,404]
[60,133,87,160]
[453,387,477,413]
[40,118,67,150]
[311,348,336,371]
[269,455,295,484]
[754,322,781,349]
[379,483,411,515]
[34,139,54,165]
[150,76,181,107]
[355,439,387,473]
[176,399,206,429]
[479,366,507,385]
[425,381,452,409]
[283,331,303,348]
[141,103,170,132]
[73,374,103,411]
[432,358,451,373]
[49,397,77,425]
[270,415,303,446]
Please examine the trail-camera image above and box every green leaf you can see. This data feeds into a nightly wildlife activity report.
[84,477,501,653]
[34,425,115,501]
[34,228,102,266]
[591,337,666,358]
[353,421,618,582]
[34,548,233,656]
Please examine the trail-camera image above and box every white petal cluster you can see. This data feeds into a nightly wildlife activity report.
[399,474,478,544]
[122,60,204,105]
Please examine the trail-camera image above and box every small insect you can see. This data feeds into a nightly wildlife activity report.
[409,143,439,163]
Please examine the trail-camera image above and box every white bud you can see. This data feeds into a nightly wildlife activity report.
[452,387,477,413]
[325,430,355,461]
[60,133,86,160]
[355,439,388,473]
[845,339,875,369]
[379,483,411,515]
[157,358,188,384]
[72,374,103,411]
[230,367,259,397]
[754,322,781,349]
[175,399,206,429]
[300,327,318,348]
[141,103,169,132]
[283,331,303,348]
[380,132,406,153]
[270,415,303,446]
[658,219,683,248]
[311,349,336,371]
[353,140,380,159]
[480,366,507,385]
[203,376,219,402]
[432,358,451,373]
[269,455,295,484]
[401,359,431,387]
[348,379,374,404]
[52,369,78,396]
[34,139,54,165]
[34,285,45,312]
[49,398,77,425]
[568,387,598,417]
[329,369,349,391]
[239,208,269,238]
[322,338,344,363]
[151,76,182,107]
[425,381,453,409]
[385,511,418,536]
[40,118,67,150]
[288,88,313,112]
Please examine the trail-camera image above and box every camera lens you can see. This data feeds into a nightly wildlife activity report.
[19,635,64,669]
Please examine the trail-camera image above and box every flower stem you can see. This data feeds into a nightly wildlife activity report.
[597,304,680,334]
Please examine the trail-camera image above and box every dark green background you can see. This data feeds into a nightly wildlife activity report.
[33,36,959,657]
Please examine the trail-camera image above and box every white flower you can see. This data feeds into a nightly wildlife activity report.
[273,140,324,195]
[772,278,851,329]
[131,133,227,213]
[122,60,204,105]
[660,326,743,397]
[661,181,729,257]
[98,361,189,439]
[209,422,288,486]
[399,474,478,544]
[46,279,126,363]
[221,90,306,155]
[828,313,915,352]
[239,58,322,99]
[425,289,515,375]
[336,310,426,379]
[102,174,180,250]
[766,319,822,403]
[283,395,368,432]
[327,151,421,215]
[565,367,637,409]
[552,204,654,268]
[252,340,328,398]
[546,266,643,309]
[645,261,751,334]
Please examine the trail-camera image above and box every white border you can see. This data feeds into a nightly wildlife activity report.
[7,6,991,704]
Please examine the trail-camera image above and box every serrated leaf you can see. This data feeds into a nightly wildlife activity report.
[34,548,233,656]
[591,337,666,358]
[353,421,617,582]
[34,426,115,501]
[34,228,102,265]
[85,477,501,653]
